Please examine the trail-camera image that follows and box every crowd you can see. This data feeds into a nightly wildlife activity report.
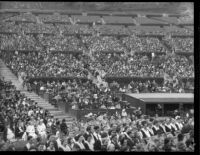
[30,79,126,110]
[39,35,85,51]
[122,36,166,53]
[163,37,193,53]
[0,50,194,79]
[0,33,85,51]
[0,14,194,82]
[28,78,193,111]
[0,79,195,151]
[163,26,193,36]
[82,36,127,52]
[0,22,55,34]
[38,14,69,23]
[0,12,195,152]
[110,80,194,94]
[93,25,130,35]
[0,51,86,78]
[0,13,194,53]
[0,33,39,51]
[5,13,37,22]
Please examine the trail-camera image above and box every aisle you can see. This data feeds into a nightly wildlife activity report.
[0,59,75,125]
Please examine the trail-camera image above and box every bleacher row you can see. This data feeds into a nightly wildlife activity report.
[0,23,194,37]
[1,11,193,25]
[0,11,194,79]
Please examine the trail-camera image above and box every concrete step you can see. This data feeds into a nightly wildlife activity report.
[54,115,74,120]
[31,98,47,101]
[51,113,66,116]
[37,103,52,106]
[28,99,48,102]
[48,109,62,111]
[36,102,50,104]
[37,104,55,107]
[29,99,48,102]
[48,111,63,115]
[38,103,53,106]
[37,104,53,107]
[38,105,54,107]
[0,59,75,122]
[54,115,74,119]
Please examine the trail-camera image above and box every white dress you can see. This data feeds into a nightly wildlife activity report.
[7,128,15,141]
[26,125,37,138]
[37,123,47,138]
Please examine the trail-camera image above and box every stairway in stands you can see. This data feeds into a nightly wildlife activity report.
[0,59,75,125]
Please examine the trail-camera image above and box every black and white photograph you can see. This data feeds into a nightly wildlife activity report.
[0,2,195,152]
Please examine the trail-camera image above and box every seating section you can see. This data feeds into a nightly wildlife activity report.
[0,10,194,152]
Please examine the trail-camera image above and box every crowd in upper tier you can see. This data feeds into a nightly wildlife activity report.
[0,14,194,80]
[0,50,194,79]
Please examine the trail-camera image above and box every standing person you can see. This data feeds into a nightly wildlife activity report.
[92,125,102,151]
[51,120,57,135]
[15,121,25,139]
[5,123,15,142]
[26,121,37,139]
[36,119,47,140]
[83,126,95,145]
[18,72,24,86]
[22,73,27,89]
[60,119,69,136]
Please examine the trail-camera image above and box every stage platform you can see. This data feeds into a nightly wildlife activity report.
[123,93,194,116]
[125,93,193,103]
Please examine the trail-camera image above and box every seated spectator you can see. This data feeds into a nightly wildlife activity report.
[47,141,56,151]
[176,133,187,152]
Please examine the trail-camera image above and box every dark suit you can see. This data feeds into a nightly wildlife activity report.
[148,128,154,136]
[170,125,176,136]
[15,126,24,138]
[175,123,180,130]
[152,126,160,135]
[93,133,102,151]
[83,141,94,151]
[83,132,93,140]
[165,125,172,132]
[159,125,166,134]
[73,142,86,151]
